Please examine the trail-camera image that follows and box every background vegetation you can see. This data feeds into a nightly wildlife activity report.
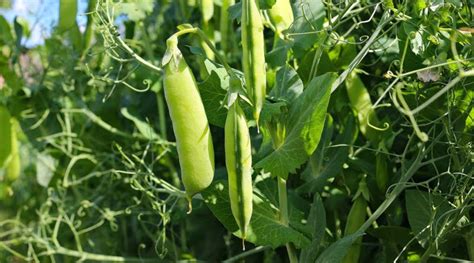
[0,0,473,262]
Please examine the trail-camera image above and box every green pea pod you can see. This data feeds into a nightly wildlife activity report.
[220,0,235,52]
[268,0,294,35]
[163,39,215,212]
[225,101,253,247]
[200,0,214,23]
[7,118,20,181]
[0,106,12,168]
[375,147,388,193]
[342,195,367,263]
[242,0,266,125]
[345,71,381,144]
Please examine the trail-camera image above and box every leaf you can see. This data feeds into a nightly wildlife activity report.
[202,180,311,248]
[297,114,356,193]
[367,226,414,245]
[0,16,14,44]
[269,65,304,103]
[228,1,242,22]
[120,108,160,140]
[315,232,364,263]
[266,37,293,68]
[198,65,229,128]
[259,101,287,124]
[255,73,337,179]
[405,190,454,247]
[36,153,57,187]
[114,0,154,21]
[290,0,326,57]
[300,194,327,262]
[410,26,425,55]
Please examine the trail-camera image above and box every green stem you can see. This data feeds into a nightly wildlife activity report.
[223,246,269,263]
[466,226,474,261]
[278,177,298,263]
[168,27,238,81]
[44,247,159,262]
[331,11,392,93]
[156,92,167,139]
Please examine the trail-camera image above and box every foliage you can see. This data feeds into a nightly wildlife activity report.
[0,0,473,262]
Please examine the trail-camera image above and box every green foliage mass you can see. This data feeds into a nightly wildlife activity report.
[0,0,472,262]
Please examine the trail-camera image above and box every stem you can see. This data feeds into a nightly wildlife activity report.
[223,246,269,263]
[331,11,392,93]
[46,247,159,262]
[168,27,239,81]
[278,177,298,263]
[156,92,167,139]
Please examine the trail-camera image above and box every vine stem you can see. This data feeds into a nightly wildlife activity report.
[278,177,298,263]
[41,247,158,262]
[223,246,269,263]
[168,27,239,81]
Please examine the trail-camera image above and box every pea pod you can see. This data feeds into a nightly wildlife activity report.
[345,71,381,144]
[342,188,368,263]
[241,0,266,124]
[220,0,235,52]
[0,106,12,168]
[268,0,294,35]
[225,100,253,246]
[375,146,388,193]
[200,0,214,23]
[7,119,20,181]
[163,38,215,211]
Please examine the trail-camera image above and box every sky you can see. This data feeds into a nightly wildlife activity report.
[0,0,89,47]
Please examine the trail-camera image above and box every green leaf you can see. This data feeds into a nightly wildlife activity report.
[297,114,356,193]
[266,37,293,68]
[198,65,229,128]
[255,73,337,179]
[36,152,57,187]
[202,180,311,248]
[368,226,414,245]
[300,194,326,262]
[315,232,364,263]
[405,190,454,247]
[114,0,154,21]
[120,108,160,140]
[290,0,326,57]
[0,16,13,44]
[259,0,276,9]
[228,2,242,22]
[269,65,303,103]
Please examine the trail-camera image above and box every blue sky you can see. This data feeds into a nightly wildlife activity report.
[0,0,89,47]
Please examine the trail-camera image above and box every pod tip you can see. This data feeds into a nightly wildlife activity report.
[186,197,193,214]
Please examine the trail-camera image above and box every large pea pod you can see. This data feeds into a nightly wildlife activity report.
[163,38,215,212]
[0,106,12,169]
[268,0,294,35]
[200,0,214,23]
[225,101,253,247]
[241,0,266,124]
[342,195,367,263]
[345,71,381,144]
[7,118,20,181]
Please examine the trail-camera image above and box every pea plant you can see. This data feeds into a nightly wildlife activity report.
[0,0,472,262]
